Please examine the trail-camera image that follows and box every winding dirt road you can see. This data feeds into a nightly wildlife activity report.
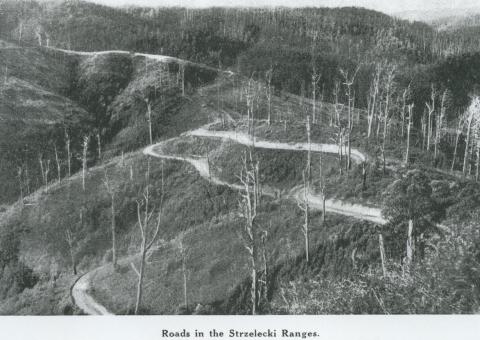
[72,122,385,314]
[72,267,113,315]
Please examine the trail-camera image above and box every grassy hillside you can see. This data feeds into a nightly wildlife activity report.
[0,39,220,204]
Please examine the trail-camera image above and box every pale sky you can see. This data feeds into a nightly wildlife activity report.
[80,0,480,14]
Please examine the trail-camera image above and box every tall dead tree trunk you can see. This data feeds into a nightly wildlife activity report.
[306,115,312,179]
[297,171,310,263]
[65,225,77,275]
[180,63,185,97]
[319,152,326,223]
[463,108,475,176]
[451,117,464,172]
[65,128,71,178]
[367,64,381,139]
[132,159,164,315]
[82,136,89,191]
[379,233,387,277]
[259,230,268,305]
[434,91,447,162]
[341,66,360,170]
[405,219,414,271]
[17,167,23,203]
[311,69,321,124]
[238,150,260,315]
[265,67,273,125]
[54,144,61,183]
[145,99,153,145]
[103,170,118,271]
[425,84,436,152]
[179,238,189,309]
[96,132,102,160]
[405,104,414,164]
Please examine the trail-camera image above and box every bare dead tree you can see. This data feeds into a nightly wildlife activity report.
[65,211,80,275]
[380,66,395,173]
[405,219,414,271]
[425,84,436,152]
[434,91,447,161]
[103,169,118,271]
[237,150,260,315]
[421,110,427,151]
[131,159,164,315]
[24,162,30,195]
[265,66,273,125]
[333,80,341,127]
[311,68,321,124]
[17,166,23,203]
[340,66,360,131]
[54,144,61,183]
[405,104,414,164]
[463,97,480,176]
[179,63,185,97]
[297,171,310,263]
[259,229,269,305]
[178,237,189,310]
[475,125,480,182]
[451,116,465,172]
[96,131,102,160]
[318,149,327,223]
[82,136,89,191]
[306,115,312,179]
[378,233,387,277]
[39,155,51,193]
[65,128,71,178]
[367,63,382,138]
[400,87,408,138]
[244,75,258,141]
[145,98,153,145]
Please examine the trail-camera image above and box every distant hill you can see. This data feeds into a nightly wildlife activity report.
[394,7,480,24]
[431,13,480,31]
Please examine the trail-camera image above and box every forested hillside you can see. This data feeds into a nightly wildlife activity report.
[1,0,480,316]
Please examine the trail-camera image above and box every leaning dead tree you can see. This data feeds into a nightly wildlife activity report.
[237,150,261,315]
[132,159,164,315]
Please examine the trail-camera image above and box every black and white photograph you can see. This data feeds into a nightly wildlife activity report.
[1,0,480,332]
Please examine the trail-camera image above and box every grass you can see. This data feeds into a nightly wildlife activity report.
[89,193,377,314]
